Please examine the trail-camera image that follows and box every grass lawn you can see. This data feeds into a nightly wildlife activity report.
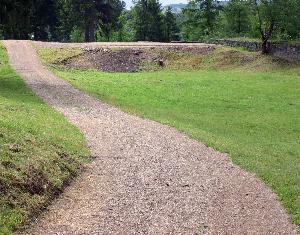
[0,43,89,234]
[38,47,300,226]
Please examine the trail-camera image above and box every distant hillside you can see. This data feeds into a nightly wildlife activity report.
[164,3,187,13]
[164,1,229,13]
[217,0,229,7]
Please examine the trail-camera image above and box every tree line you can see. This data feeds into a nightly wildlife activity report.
[181,0,300,53]
[0,0,125,42]
[1,0,300,52]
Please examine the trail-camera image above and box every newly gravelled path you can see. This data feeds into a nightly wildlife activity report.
[5,40,298,235]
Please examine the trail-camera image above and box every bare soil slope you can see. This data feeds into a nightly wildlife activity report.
[38,42,216,72]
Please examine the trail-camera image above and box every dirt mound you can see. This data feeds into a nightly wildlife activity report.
[63,46,215,72]
[64,48,156,72]
[216,50,256,66]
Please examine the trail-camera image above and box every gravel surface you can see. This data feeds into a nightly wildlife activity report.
[33,41,218,50]
[4,40,298,235]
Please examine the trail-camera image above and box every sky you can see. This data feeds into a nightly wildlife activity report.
[124,0,188,9]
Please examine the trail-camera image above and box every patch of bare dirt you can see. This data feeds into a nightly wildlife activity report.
[62,46,215,72]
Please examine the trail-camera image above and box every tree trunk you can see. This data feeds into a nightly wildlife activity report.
[89,24,95,42]
[85,26,90,42]
[84,24,95,42]
[261,38,270,54]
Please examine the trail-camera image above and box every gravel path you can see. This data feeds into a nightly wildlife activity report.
[33,41,218,49]
[5,40,298,235]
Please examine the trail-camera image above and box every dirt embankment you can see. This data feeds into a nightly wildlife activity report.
[61,46,216,72]
[36,41,298,73]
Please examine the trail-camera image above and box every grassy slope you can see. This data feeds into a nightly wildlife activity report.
[0,43,89,234]
[226,37,300,45]
[38,47,300,225]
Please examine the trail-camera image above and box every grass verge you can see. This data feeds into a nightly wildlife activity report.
[37,46,300,226]
[37,47,83,65]
[0,43,89,234]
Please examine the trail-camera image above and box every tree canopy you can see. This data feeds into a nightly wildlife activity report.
[1,0,300,52]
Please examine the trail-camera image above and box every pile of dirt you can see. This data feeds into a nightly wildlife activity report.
[63,48,161,72]
[62,46,216,72]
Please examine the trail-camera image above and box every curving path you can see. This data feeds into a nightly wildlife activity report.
[4,40,298,235]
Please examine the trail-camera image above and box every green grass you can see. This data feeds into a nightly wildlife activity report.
[37,47,83,65]
[38,47,300,226]
[144,46,299,73]
[0,43,89,234]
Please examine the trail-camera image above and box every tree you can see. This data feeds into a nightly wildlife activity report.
[112,11,135,42]
[71,0,99,42]
[132,0,164,41]
[251,0,284,53]
[181,1,203,41]
[147,0,164,41]
[56,0,75,42]
[31,0,58,40]
[1,0,300,44]
[274,0,300,40]
[0,0,32,39]
[163,7,180,42]
[99,0,125,41]
[199,0,218,33]
[96,10,135,42]
[181,0,218,40]
[71,0,124,42]
[224,0,250,36]
[132,0,148,41]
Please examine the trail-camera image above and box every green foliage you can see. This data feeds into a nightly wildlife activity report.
[181,0,219,41]
[0,0,32,39]
[115,11,136,42]
[130,1,180,42]
[181,2,203,41]
[272,0,300,40]
[132,0,164,41]
[1,0,300,43]
[56,0,74,42]
[179,0,300,46]
[100,11,136,42]
[250,0,290,52]
[132,0,149,41]
[0,0,57,40]
[69,0,124,42]
[0,0,124,42]
[31,0,58,40]
[0,43,89,234]
[163,7,180,41]
[223,0,251,36]
[70,27,85,43]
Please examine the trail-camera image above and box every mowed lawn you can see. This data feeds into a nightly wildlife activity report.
[52,67,300,225]
[0,43,89,234]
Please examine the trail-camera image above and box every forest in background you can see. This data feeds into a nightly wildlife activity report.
[1,0,300,53]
